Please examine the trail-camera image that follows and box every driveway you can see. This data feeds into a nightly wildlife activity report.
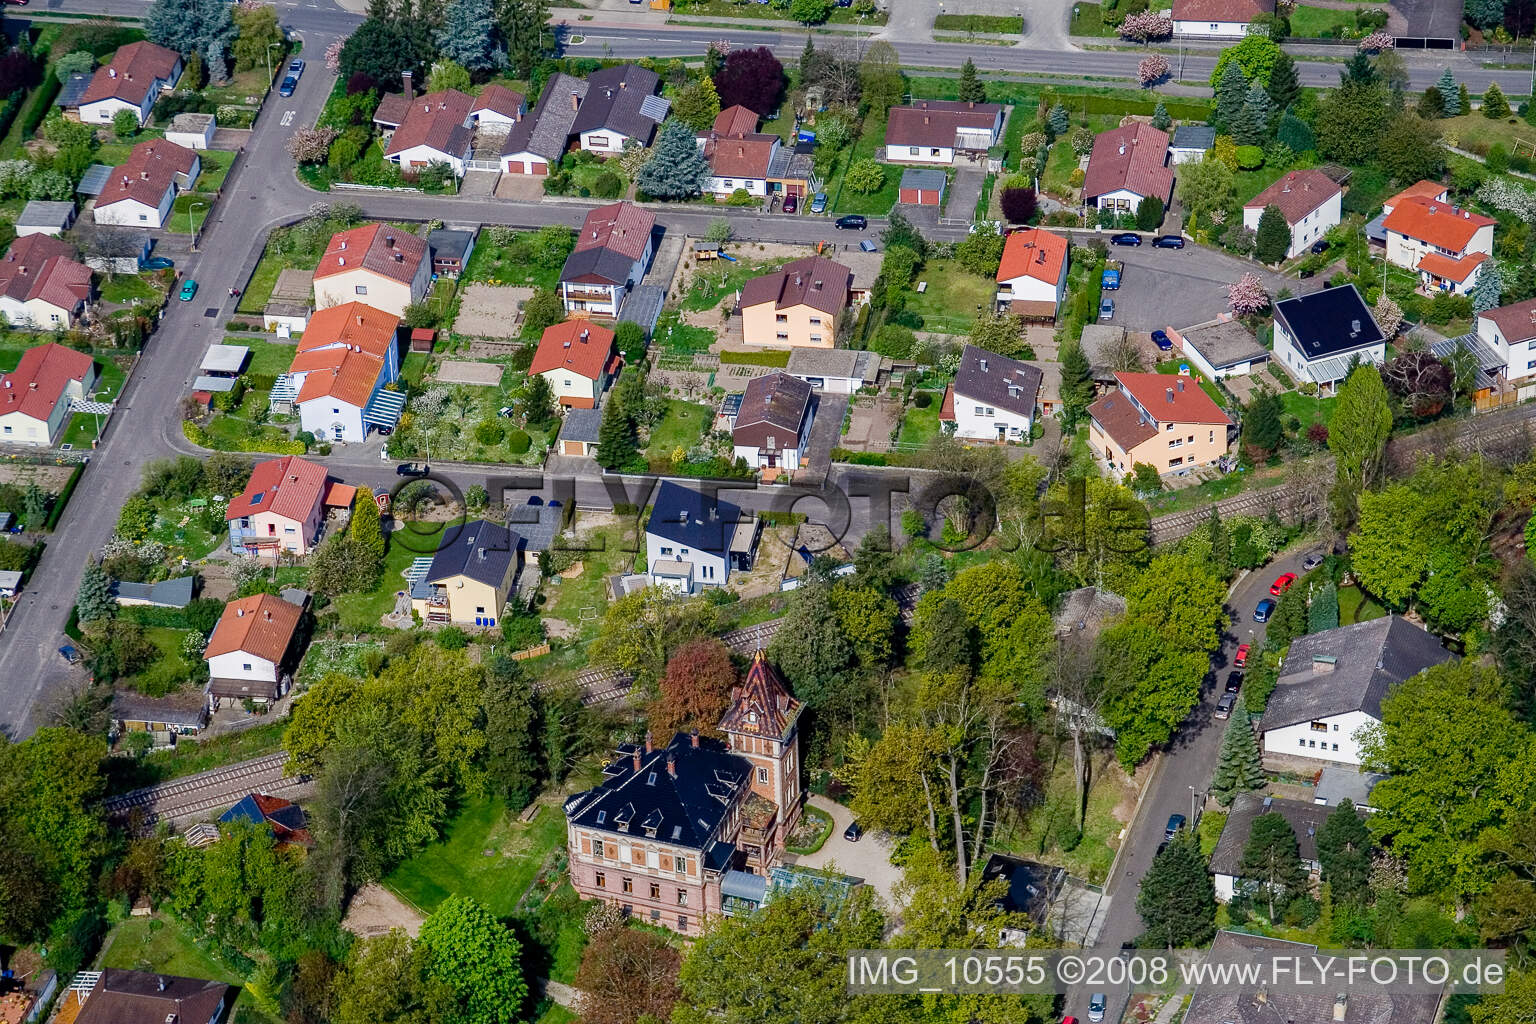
[803,393,848,481]
[1087,237,1322,334]
[783,795,903,914]
[946,168,986,222]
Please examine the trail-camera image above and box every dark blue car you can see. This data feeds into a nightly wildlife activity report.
[1254,598,1276,623]
[1151,329,1172,351]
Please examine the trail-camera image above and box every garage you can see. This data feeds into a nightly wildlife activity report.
[505,160,524,174]
[898,167,946,207]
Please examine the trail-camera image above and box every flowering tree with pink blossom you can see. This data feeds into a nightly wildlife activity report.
[1138,54,1170,87]
[324,38,344,74]
[1357,31,1393,53]
[1228,273,1270,316]
[1120,11,1174,42]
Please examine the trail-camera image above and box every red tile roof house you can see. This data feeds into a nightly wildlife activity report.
[226,454,348,557]
[1082,123,1174,218]
[74,41,182,127]
[531,320,620,408]
[559,202,656,318]
[883,99,1005,165]
[1171,0,1275,38]
[281,302,402,443]
[0,342,97,446]
[1242,169,1342,260]
[92,139,201,229]
[384,88,475,177]
[203,592,305,707]
[0,234,93,328]
[995,227,1069,321]
[1382,195,1496,296]
[311,223,431,317]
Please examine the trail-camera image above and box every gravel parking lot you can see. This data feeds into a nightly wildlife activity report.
[1087,237,1320,334]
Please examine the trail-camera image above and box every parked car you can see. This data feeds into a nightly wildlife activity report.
[1302,552,1326,571]
[178,279,198,301]
[1254,598,1276,622]
[288,58,305,75]
[1151,329,1172,351]
[279,74,299,97]
[1270,572,1297,596]
[836,214,867,230]
[1311,239,1331,254]
[140,256,174,271]
[783,192,798,213]
[59,645,79,664]
[1109,233,1142,247]
[1101,259,1123,290]
[810,192,827,213]
[1098,298,1115,320]
[1088,994,1107,1023]
[859,239,878,252]
[1300,268,1317,279]
[1164,815,1185,841]
[843,820,864,842]
[1215,692,1237,719]
[1234,643,1250,668]
[396,462,430,477]
[1063,1018,1079,1024]
[1153,234,1185,249]
[1226,671,1243,694]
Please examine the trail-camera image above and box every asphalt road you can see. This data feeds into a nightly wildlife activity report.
[1059,543,1322,1020]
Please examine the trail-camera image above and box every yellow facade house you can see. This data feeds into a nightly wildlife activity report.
[411,519,522,627]
[737,256,851,349]
[1088,371,1232,477]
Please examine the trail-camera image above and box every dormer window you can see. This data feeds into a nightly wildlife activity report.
[748,711,757,724]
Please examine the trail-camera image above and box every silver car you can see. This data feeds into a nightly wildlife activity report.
[1089,993,1107,1023]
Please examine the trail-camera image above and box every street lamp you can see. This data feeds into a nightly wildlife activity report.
[188,201,206,252]
[267,41,282,88]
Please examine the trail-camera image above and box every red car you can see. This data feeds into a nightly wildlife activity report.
[1270,572,1297,596]
[1234,644,1250,669]
[1063,1018,1079,1024]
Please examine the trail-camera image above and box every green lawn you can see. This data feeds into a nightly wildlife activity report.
[199,414,301,454]
[1338,585,1386,625]
[1068,2,1111,34]
[932,13,1022,32]
[670,0,887,23]
[542,520,641,639]
[644,400,713,466]
[568,159,627,199]
[193,150,235,192]
[61,412,100,449]
[906,258,995,334]
[101,914,238,980]
[993,748,1128,885]
[239,216,420,314]
[100,274,160,305]
[1233,162,1291,207]
[897,395,943,448]
[220,337,296,377]
[461,229,569,292]
[170,193,218,235]
[654,313,717,358]
[385,798,568,919]
[831,114,902,217]
[119,625,201,697]
[680,258,777,313]
[1280,390,1336,429]
[1290,4,1357,36]
[333,519,449,631]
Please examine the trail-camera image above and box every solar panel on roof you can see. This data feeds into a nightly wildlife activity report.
[75,164,114,197]
[638,94,671,122]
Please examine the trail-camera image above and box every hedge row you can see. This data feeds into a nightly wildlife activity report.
[718,349,792,367]
[183,419,306,455]
[1041,92,1212,123]
[43,462,85,532]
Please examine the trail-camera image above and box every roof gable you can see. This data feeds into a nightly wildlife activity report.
[426,518,520,587]
[734,371,812,446]
[1273,284,1385,359]
[1113,371,1232,426]
[646,480,745,553]
[997,227,1068,287]
[953,344,1044,420]
[96,139,197,210]
[1382,195,1495,252]
[718,649,801,740]
[204,593,302,663]
[384,88,474,160]
[1243,169,1341,223]
[79,41,180,107]
[0,342,93,422]
[298,302,400,359]
[1083,123,1172,202]
[226,455,328,522]
[314,223,428,284]
[737,256,851,317]
[530,320,616,380]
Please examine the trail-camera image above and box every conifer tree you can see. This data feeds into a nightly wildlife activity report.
[1214,61,1248,132]
[436,0,507,72]
[1136,832,1218,948]
[1211,707,1265,805]
[1438,68,1460,114]
[958,58,986,103]
[594,394,638,470]
[1266,51,1300,113]
[1254,204,1292,263]
[1309,581,1339,633]
[637,118,709,199]
[1151,99,1171,132]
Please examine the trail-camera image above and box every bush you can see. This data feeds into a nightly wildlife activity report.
[475,419,506,446]
[507,428,532,454]
[727,188,757,206]
[435,626,469,650]
[913,391,932,408]
[1234,145,1264,169]
[844,159,886,195]
[592,170,623,199]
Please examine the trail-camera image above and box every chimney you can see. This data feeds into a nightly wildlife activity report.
[1313,654,1337,673]
[1165,387,1174,404]
[402,69,413,97]
[580,328,589,340]
[478,547,485,561]
[386,234,395,247]
[109,68,117,78]
[1334,995,1348,1022]
[979,358,988,372]
[264,610,272,621]
[666,752,676,777]
[690,728,699,748]
[356,314,364,326]
[620,80,627,90]
[27,381,35,390]
[924,115,930,124]
[157,977,168,992]
[1350,319,1361,336]
[1176,378,1185,393]
[631,746,641,771]
[571,91,580,111]
[339,240,347,250]
[738,145,744,157]
[644,731,653,754]
[1118,143,1126,155]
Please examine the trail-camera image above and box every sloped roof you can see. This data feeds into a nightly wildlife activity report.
[502,72,586,161]
[373,91,411,128]
[710,104,760,137]
[221,792,312,845]
[204,593,302,663]
[96,139,197,210]
[17,200,75,228]
[298,301,400,359]
[1172,0,1272,21]
[531,320,616,380]
[884,99,1002,149]
[1382,195,1496,252]
[1479,297,1536,345]
[704,132,780,179]
[473,83,525,119]
[1243,169,1341,223]
[1208,793,1334,877]
[646,480,746,554]
[110,575,194,608]
[1382,179,1448,213]
[79,41,179,107]
[953,344,1042,420]
[384,88,474,160]
[1260,616,1454,731]
[0,342,93,422]
[574,201,655,261]
[570,63,665,140]
[1115,371,1230,425]
[1088,389,1158,451]
[0,235,91,313]
[426,517,521,588]
[1273,284,1384,360]
[313,223,427,284]
[734,371,812,448]
[738,256,851,317]
[1416,250,1487,283]
[292,346,386,408]
[559,405,603,444]
[1169,125,1216,151]
[997,227,1068,287]
[226,455,328,522]
[718,649,801,741]
[563,732,751,852]
[1083,122,1172,202]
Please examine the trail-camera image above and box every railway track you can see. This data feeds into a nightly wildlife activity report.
[103,751,308,823]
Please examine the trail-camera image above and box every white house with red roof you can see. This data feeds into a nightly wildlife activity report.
[883,100,1004,165]
[1242,169,1342,260]
[995,227,1068,320]
[384,89,475,176]
[0,342,96,446]
[279,302,401,443]
[1172,0,1274,37]
[312,223,430,317]
[1382,194,1495,295]
[76,41,182,127]
[204,592,305,706]
[531,320,619,408]
[1083,123,1174,216]
[226,454,346,557]
[93,139,200,228]
[471,84,526,128]
[560,202,656,318]
[0,234,93,328]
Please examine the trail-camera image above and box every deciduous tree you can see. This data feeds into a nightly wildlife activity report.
[713,46,786,115]
[575,926,681,1024]
[416,895,526,1024]
[649,638,737,738]
[857,41,903,116]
